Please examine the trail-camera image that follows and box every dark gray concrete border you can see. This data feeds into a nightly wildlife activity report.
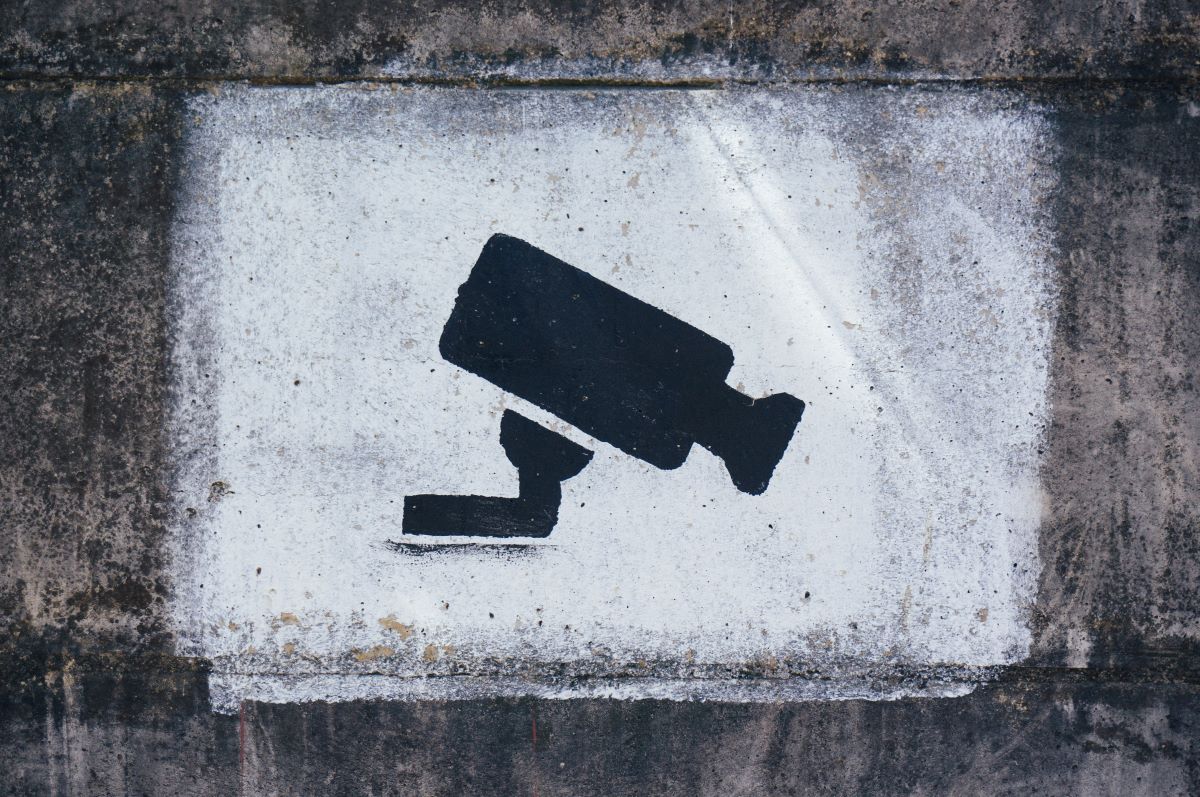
[3,1,1200,83]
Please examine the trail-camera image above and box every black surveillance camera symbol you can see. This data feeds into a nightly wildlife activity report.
[403,234,805,539]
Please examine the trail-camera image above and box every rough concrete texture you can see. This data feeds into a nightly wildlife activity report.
[0,83,181,659]
[2,1,1200,82]
[1,671,1198,794]
[2,2,1200,794]
[1035,89,1200,675]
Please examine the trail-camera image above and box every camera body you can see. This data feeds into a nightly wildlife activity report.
[440,234,805,496]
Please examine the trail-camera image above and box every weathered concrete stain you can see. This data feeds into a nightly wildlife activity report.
[379,615,416,639]
[353,644,396,662]
[3,1,1199,82]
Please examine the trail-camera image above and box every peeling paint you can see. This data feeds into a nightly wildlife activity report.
[353,645,396,662]
[378,615,414,639]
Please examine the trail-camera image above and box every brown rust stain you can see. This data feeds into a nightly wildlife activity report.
[352,645,395,662]
[378,615,414,639]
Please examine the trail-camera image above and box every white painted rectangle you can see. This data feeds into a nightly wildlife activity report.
[167,86,1056,710]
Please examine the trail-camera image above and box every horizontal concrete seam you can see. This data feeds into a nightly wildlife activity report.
[1,73,1199,90]
[13,667,1200,687]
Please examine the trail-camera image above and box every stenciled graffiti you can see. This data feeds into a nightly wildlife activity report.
[402,234,805,538]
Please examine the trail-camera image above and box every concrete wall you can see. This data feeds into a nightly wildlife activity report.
[2,3,1198,794]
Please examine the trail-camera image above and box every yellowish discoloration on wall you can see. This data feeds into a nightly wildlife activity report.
[421,644,457,662]
[352,645,395,662]
[378,615,414,639]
